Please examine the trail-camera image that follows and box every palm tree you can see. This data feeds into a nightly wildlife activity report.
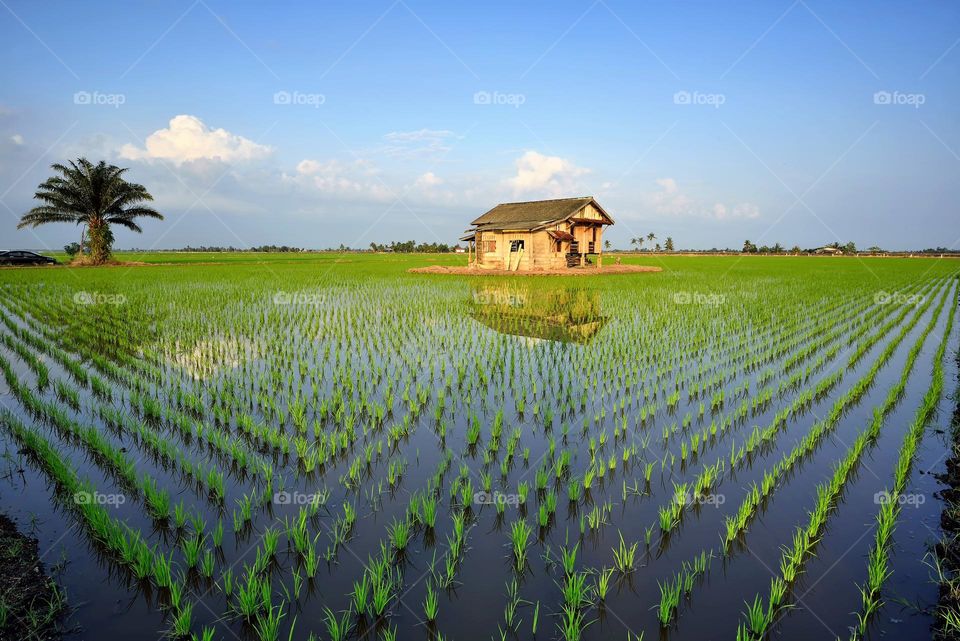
[18,158,162,264]
[647,232,655,243]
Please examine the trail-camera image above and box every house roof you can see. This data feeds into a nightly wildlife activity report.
[470,197,613,231]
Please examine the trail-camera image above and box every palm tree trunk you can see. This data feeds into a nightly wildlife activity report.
[87,220,113,264]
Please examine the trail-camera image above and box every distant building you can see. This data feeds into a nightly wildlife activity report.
[460,196,614,271]
[814,246,843,255]
[453,245,466,253]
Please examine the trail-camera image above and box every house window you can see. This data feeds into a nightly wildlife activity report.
[509,240,524,252]
[483,240,496,253]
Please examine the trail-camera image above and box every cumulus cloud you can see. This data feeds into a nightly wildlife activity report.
[505,151,591,197]
[120,115,272,164]
[650,177,694,215]
[10,134,23,145]
[414,171,443,188]
[288,157,392,200]
[647,177,759,220]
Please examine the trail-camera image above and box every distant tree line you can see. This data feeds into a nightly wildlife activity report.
[741,240,859,254]
[141,245,307,252]
[737,241,960,255]
[100,240,958,256]
[115,243,462,253]
[627,233,675,252]
[368,241,455,253]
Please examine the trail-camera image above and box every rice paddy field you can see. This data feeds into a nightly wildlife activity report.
[0,253,958,641]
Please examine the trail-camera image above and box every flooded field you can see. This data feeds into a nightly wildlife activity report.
[0,254,957,641]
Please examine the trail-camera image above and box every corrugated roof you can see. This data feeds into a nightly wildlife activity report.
[470,197,596,228]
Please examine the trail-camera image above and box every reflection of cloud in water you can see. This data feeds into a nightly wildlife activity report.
[469,284,607,345]
[169,337,257,380]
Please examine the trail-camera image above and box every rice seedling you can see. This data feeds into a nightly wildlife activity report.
[415,578,435,624]
[658,576,682,625]
[0,255,953,641]
[323,606,353,641]
[612,532,638,573]
[510,519,533,571]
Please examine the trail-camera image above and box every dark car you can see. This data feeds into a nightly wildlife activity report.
[0,250,57,266]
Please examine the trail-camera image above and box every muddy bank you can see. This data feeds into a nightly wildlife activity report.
[934,332,960,640]
[0,514,66,641]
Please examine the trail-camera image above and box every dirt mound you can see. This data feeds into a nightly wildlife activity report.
[68,257,152,267]
[409,264,662,276]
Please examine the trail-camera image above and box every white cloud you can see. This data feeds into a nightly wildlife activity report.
[731,203,760,219]
[381,129,457,158]
[288,157,392,200]
[414,171,443,188]
[383,129,454,144]
[295,159,325,175]
[647,177,759,220]
[505,150,591,197]
[650,177,694,215]
[119,115,272,164]
[10,134,23,145]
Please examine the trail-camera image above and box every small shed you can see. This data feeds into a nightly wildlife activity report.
[460,196,614,271]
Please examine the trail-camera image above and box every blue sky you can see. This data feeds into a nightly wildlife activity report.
[1,0,958,250]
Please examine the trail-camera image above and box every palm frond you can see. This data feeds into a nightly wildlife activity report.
[19,159,162,236]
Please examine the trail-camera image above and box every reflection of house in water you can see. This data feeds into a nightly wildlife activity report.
[169,337,257,380]
[469,284,607,344]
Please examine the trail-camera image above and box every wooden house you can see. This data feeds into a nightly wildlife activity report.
[460,197,614,271]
